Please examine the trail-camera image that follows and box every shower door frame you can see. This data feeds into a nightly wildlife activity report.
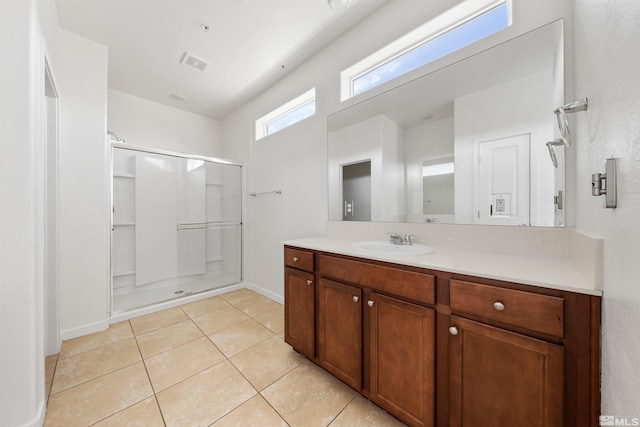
[109,142,244,316]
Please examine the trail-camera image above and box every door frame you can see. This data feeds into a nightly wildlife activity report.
[339,158,372,221]
[472,133,531,226]
[44,53,61,356]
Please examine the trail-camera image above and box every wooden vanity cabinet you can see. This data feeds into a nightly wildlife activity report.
[284,248,315,358]
[283,246,601,427]
[317,276,436,426]
[448,279,566,427]
[448,316,564,427]
[317,277,362,390]
[447,278,600,427]
[368,292,435,427]
[316,253,436,427]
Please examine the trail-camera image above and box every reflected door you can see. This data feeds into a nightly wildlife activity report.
[342,161,371,221]
[476,134,530,226]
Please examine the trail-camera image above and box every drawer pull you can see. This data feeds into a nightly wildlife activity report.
[353,296,360,303]
[493,301,505,311]
[293,256,299,262]
[449,326,459,336]
[306,279,312,286]
[367,300,374,307]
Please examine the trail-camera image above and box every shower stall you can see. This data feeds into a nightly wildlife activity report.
[111,144,242,314]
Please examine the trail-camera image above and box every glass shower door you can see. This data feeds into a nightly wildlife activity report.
[111,146,242,314]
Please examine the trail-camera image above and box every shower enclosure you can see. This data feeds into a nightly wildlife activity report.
[111,145,242,314]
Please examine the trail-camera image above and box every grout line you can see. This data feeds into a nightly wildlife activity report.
[45,289,299,426]
[49,321,155,425]
[56,330,134,361]
[257,393,292,427]
[327,393,358,426]
[133,322,169,426]
[45,353,59,405]
[48,336,142,396]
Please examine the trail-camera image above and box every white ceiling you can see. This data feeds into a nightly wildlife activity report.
[55,0,389,119]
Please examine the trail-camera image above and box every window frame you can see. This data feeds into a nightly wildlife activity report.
[255,88,316,141]
[340,0,511,101]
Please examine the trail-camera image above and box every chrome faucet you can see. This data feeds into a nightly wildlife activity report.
[387,232,404,245]
[403,233,417,245]
[386,232,417,245]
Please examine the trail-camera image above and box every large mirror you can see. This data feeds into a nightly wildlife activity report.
[328,20,566,227]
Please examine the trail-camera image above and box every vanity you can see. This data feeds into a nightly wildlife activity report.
[285,13,601,426]
[283,230,601,427]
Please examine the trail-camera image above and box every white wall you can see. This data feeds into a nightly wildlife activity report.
[222,0,573,300]
[404,116,455,219]
[0,0,59,425]
[328,115,404,222]
[454,71,555,225]
[58,31,110,339]
[404,117,455,164]
[573,0,640,415]
[108,89,222,158]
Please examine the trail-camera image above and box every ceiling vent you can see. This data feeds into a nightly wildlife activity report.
[180,52,209,72]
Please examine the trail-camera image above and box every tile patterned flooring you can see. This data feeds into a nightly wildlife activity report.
[44,289,406,426]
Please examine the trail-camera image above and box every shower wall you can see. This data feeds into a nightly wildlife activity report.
[111,146,242,314]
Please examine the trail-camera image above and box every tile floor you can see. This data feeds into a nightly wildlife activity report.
[44,289,406,426]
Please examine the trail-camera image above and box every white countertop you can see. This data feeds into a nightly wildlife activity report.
[283,236,603,296]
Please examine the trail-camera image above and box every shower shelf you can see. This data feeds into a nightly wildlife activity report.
[113,222,135,226]
[114,173,135,179]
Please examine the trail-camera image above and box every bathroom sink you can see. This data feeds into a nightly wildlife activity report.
[351,241,433,256]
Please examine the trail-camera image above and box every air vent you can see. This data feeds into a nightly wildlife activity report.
[180,52,209,72]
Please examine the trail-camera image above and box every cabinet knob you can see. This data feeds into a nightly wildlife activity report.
[493,301,505,311]
[353,296,360,302]
[367,300,374,307]
[449,326,459,336]
[293,256,299,262]
[306,279,312,286]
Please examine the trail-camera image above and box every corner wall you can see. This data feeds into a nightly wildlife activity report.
[58,31,110,339]
[0,0,60,424]
[573,0,640,415]
[107,89,223,158]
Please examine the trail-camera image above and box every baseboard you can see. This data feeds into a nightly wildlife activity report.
[24,398,45,427]
[109,283,246,324]
[60,318,110,341]
[64,283,282,336]
[245,282,284,305]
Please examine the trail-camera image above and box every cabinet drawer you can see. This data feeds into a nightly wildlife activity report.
[317,255,435,306]
[284,247,314,272]
[449,280,564,338]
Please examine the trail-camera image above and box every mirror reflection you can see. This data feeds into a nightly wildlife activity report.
[328,20,566,227]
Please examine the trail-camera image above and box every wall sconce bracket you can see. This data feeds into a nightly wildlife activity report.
[592,158,617,208]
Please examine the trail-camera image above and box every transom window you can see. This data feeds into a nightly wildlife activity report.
[340,0,511,101]
[255,88,316,140]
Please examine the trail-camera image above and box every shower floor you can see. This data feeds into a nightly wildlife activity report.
[112,274,241,314]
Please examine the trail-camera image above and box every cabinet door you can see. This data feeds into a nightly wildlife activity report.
[449,316,564,427]
[318,278,362,390]
[368,292,435,427]
[284,267,315,358]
